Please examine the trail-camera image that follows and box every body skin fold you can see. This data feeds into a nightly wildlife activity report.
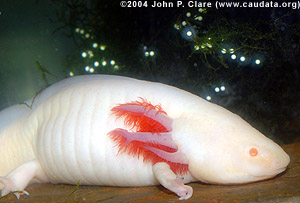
[0,75,290,200]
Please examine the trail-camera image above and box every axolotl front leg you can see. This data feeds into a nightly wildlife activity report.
[0,160,49,199]
[153,162,193,200]
[108,98,192,199]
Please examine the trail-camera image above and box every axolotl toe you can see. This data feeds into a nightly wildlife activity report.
[0,75,290,200]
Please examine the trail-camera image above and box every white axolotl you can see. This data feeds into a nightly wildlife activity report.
[0,75,290,200]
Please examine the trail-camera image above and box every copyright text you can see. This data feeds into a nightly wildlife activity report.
[119,1,300,9]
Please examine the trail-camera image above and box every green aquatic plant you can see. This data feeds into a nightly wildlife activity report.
[19,61,56,109]
[65,180,81,203]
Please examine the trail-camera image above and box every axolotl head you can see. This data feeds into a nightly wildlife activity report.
[172,106,290,184]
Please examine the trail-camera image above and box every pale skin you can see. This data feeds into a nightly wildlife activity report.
[0,75,290,200]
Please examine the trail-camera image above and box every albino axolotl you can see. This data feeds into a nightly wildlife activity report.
[0,75,290,200]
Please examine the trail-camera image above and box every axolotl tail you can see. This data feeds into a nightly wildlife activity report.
[0,104,35,180]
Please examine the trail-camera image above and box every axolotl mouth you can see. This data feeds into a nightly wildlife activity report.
[272,166,289,175]
[254,166,288,179]
[249,156,290,180]
[229,150,291,184]
[217,166,289,185]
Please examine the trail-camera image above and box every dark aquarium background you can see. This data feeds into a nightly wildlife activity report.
[0,0,299,144]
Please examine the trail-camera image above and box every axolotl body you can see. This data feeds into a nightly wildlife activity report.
[0,75,290,200]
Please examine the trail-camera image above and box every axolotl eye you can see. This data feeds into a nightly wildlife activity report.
[249,147,258,157]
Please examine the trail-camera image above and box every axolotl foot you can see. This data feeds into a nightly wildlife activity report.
[0,176,29,199]
[0,159,49,199]
[153,162,193,200]
[172,176,193,200]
